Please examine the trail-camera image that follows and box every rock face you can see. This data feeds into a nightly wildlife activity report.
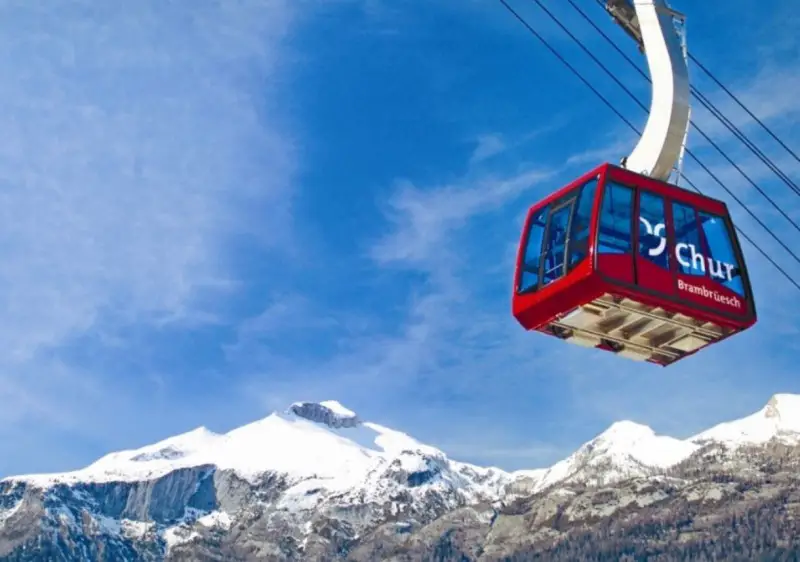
[288,400,361,429]
[350,441,800,561]
[1,395,800,561]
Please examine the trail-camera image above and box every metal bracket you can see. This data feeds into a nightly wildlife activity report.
[606,0,691,182]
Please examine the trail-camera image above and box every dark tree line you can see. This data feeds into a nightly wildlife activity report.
[406,487,800,562]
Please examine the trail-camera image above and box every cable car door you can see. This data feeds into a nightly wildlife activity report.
[538,198,576,290]
[595,180,635,284]
[635,189,677,297]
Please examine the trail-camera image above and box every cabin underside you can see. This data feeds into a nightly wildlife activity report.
[541,292,735,365]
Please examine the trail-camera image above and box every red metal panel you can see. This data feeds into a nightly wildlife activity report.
[596,254,635,284]
[674,273,747,317]
[512,255,594,329]
[636,259,676,295]
[511,161,757,350]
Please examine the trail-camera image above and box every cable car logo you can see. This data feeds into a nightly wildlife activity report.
[638,217,667,257]
[638,217,736,282]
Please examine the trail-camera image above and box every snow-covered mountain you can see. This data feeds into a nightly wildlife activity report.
[8,399,508,513]
[0,399,510,561]
[515,420,699,493]
[1,393,799,561]
[691,393,800,445]
[512,393,800,495]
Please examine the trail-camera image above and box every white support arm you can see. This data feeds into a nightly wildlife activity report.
[609,0,690,182]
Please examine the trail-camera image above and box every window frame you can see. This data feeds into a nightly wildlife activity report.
[696,209,750,297]
[636,189,671,272]
[538,197,577,290]
[596,179,636,257]
[715,211,755,311]
[590,178,755,321]
[671,200,709,279]
[516,203,550,294]
[516,175,599,295]
[566,176,600,273]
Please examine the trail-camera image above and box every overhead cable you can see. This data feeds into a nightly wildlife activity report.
[524,0,800,243]
[496,0,800,293]
[689,53,800,167]
[569,0,800,200]
[589,0,800,168]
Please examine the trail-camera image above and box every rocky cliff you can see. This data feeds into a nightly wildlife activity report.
[1,395,799,561]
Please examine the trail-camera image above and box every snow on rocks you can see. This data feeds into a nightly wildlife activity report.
[691,393,800,446]
[3,400,510,509]
[5,393,800,506]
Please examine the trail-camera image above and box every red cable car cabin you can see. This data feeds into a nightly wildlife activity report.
[512,162,757,366]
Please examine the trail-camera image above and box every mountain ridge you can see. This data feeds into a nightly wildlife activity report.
[5,393,800,492]
[1,393,799,561]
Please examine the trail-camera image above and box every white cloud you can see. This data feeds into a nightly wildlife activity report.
[208,5,800,473]
[370,167,554,267]
[235,163,554,384]
[706,64,800,128]
[469,134,507,165]
[0,0,298,425]
[680,60,800,272]
[350,53,800,466]
[566,135,635,168]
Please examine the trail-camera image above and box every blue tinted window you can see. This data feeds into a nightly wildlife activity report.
[519,206,549,293]
[541,204,572,287]
[699,212,745,296]
[638,191,669,270]
[598,181,634,254]
[567,177,599,270]
[672,203,705,277]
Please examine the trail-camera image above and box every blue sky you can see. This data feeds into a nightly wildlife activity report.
[0,0,798,476]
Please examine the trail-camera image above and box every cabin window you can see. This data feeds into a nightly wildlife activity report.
[638,191,669,270]
[699,212,745,296]
[567,177,599,271]
[597,181,634,255]
[519,205,549,293]
[541,203,573,288]
[671,202,706,277]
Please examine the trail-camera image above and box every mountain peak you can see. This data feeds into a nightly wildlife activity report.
[599,420,655,441]
[764,393,800,422]
[584,419,695,467]
[287,400,361,428]
[691,393,800,446]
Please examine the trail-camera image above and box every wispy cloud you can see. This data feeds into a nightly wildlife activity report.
[4,0,799,479]
[371,167,554,267]
[565,135,635,168]
[469,134,507,165]
[342,50,800,467]
[234,51,800,466]
[234,161,560,436]
[0,0,299,472]
[690,64,800,152]
[209,9,800,473]
[548,51,800,441]
[467,124,569,168]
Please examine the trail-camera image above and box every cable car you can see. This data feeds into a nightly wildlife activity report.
[511,0,757,365]
[512,163,756,365]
